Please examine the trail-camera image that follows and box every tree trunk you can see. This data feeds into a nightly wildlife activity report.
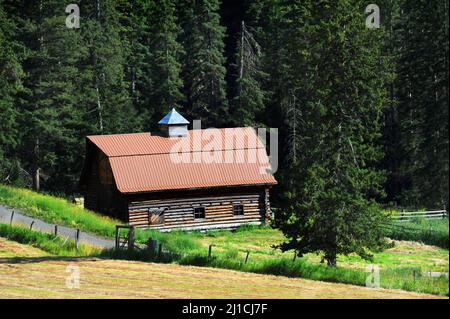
[325,252,337,267]
[32,138,40,192]
[96,85,103,133]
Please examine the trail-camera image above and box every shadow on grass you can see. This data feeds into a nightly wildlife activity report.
[0,256,100,264]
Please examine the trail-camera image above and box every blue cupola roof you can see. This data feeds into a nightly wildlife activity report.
[158,108,190,125]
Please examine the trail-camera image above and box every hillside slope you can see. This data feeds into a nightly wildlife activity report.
[0,238,443,299]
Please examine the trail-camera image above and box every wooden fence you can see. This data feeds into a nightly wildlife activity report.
[391,209,448,222]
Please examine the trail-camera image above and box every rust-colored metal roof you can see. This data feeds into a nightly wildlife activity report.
[87,128,265,157]
[87,128,277,193]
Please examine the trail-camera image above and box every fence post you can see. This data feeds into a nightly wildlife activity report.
[147,238,158,256]
[208,244,213,259]
[413,270,416,286]
[147,238,152,253]
[128,226,135,251]
[152,240,158,256]
[75,229,80,256]
[293,252,297,262]
[29,220,34,230]
[115,226,120,250]
[245,251,250,264]
[158,243,163,258]
[54,225,58,236]
[9,210,14,226]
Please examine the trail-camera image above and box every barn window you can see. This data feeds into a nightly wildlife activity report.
[194,207,205,219]
[233,205,244,216]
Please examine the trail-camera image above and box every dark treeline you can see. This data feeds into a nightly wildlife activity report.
[0,0,448,211]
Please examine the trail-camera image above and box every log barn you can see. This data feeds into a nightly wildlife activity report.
[79,109,277,231]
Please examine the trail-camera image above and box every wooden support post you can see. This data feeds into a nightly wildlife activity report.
[147,237,152,252]
[115,226,120,250]
[208,244,213,259]
[147,238,157,256]
[264,188,271,224]
[158,243,163,258]
[293,253,297,262]
[413,270,416,285]
[128,226,135,250]
[54,225,58,236]
[75,229,80,256]
[10,210,14,226]
[29,221,35,230]
[151,240,158,256]
[245,251,250,264]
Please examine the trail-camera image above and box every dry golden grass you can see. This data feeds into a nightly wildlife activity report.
[0,239,444,299]
[0,237,50,258]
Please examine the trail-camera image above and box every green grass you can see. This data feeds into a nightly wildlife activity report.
[0,184,202,251]
[0,223,99,256]
[1,185,448,296]
[0,184,119,237]
[383,218,449,249]
[101,246,448,296]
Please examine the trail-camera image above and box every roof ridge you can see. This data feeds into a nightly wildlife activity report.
[107,146,266,158]
[86,126,257,138]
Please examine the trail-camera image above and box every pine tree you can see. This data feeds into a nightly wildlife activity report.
[179,0,228,127]
[119,0,184,131]
[396,0,449,208]
[79,0,139,135]
[378,0,402,206]
[0,2,23,182]
[146,0,184,127]
[248,0,296,169]
[274,0,391,266]
[230,21,266,127]
[3,0,89,192]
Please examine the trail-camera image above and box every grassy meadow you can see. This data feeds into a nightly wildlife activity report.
[0,224,100,257]
[383,218,449,249]
[1,238,443,299]
[1,184,449,296]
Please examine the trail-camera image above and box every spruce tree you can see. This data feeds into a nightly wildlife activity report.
[274,0,391,266]
[230,21,266,127]
[120,0,184,131]
[0,1,23,183]
[0,2,23,182]
[5,0,88,192]
[146,0,184,127]
[79,0,139,135]
[179,0,228,127]
[396,0,449,208]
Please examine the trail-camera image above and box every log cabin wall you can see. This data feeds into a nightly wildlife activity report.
[126,186,269,231]
[83,148,128,220]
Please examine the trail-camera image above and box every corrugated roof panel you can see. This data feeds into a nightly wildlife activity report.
[109,149,276,193]
[87,127,266,157]
[87,127,277,193]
